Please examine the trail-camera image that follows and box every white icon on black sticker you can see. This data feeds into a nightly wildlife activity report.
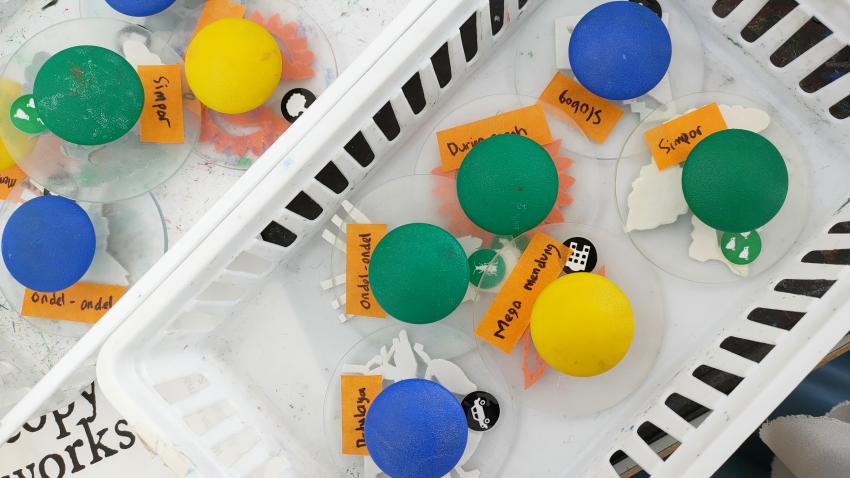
[563,237,598,274]
[281,88,317,123]
[461,391,500,432]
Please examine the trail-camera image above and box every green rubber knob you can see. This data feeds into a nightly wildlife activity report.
[456,134,558,236]
[682,129,788,233]
[33,45,144,145]
[369,223,469,324]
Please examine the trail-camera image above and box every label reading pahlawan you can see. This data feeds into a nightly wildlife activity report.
[341,374,383,455]
[475,233,570,353]
[22,282,127,324]
[436,104,553,172]
[345,223,387,318]
[538,72,624,144]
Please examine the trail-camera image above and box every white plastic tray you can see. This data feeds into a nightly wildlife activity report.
[6,0,850,477]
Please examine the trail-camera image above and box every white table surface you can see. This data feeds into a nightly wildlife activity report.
[0,0,409,474]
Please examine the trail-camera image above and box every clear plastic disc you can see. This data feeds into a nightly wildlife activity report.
[329,175,495,334]
[169,0,338,169]
[514,0,705,159]
[615,92,809,283]
[415,94,601,225]
[472,222,665,416]
[324,323,515,477]
[0,177,167,337]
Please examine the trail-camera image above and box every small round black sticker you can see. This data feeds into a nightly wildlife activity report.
[629,0,663,18]
[562,237,598,274]
[280,88,317,123]
[461,391,500,432]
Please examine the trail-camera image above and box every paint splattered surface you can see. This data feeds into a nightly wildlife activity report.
[0,0,409,449]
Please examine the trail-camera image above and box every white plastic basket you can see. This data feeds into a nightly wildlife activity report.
[4,0,850,476]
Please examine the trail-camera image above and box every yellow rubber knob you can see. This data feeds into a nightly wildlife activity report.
[530,273,634,377]
[185,18,282,114]
[0,79,33,169]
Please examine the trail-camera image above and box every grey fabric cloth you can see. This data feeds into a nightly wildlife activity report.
[760,401,850,478]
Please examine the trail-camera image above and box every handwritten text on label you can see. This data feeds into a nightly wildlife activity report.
[0,166,25,200]
[341,374,383,455]
[139,65,185,144]
[538,72,624,144]
[476,233,570,353]
[436,104,553,172]
[346,224,387,318]
[643,102,728,170]
[22,282,127,324]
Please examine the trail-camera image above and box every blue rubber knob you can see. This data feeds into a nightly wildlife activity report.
[105,0,176,17]
[2,196,96,292]
[569,1,672,100]
[365,379,468,478]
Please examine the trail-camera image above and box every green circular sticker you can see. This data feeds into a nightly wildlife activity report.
[456,135,558,236]
[468,249,506,289]
[33,45,144,145]
[719,230,762,265]
[682,129,788,233]
[369,223,469,324]
[9,94,46,135]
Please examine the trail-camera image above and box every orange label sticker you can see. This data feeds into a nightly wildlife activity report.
[0,166,25,200]
[538,72,624,144]
[436,104,553,172]
[192,0,246,38]
[475,233,570,354]
[341,374,383,455]
[139,65,185,144]
[644,103,728,170]
[22,282,127,324]
[345,224,387,318]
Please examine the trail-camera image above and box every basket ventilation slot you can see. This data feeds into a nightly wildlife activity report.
[665,393,712,423]
[801,249,850,265]
[314,161,349,194]
[285,192,323,221]
[741,0,799,42]
[771,18,833,67]
[373,102,402,141]
[260,222,297,248]
[712,0,745,18]
[636,422,671,462]
[344,131,376,167]
[692,365,744,395]
[489,0,505,35]
[774,278,836,298]
[402,73,427,114]
[799,46,850,93]
[747,307,806,330]
[830,221,850,233]
[460,13,479,62]
[719,336,775,362]
[431,43,453,88]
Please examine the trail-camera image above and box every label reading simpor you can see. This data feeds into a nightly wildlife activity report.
[341,374,383,455]
[644,102,727,170]
[436,104,553,172]
[139,65,185,144]
[475,233,569,353]
[345,223,387,318]
[538,72,624,144]
[22,282,127,324]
